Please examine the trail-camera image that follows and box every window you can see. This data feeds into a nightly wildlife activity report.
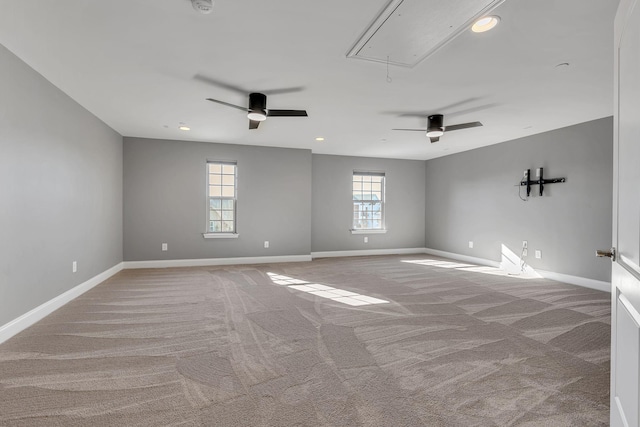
[352,172,385,231]
[206,162,237,235]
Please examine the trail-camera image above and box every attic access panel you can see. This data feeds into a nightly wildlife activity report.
[347,0,505,68]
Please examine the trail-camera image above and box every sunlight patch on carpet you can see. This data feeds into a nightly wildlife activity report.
[402,252,541,279]
[266,273,389,306]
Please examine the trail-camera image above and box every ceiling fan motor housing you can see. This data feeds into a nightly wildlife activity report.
[428,114,444,130]
[427,114,444,137]
[249,92,267,115]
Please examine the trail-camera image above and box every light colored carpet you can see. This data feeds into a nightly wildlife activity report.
[0,255,610,426]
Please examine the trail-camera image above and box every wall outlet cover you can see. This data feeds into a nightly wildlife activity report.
[468,241,474,248]
[162,243,168,251]
[264,241,269,248]
[535,250,541,259]
[364,237,369,243]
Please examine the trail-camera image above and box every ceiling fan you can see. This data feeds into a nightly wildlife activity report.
[393,114,482,143]
[206,92,308,130]
[196,75,308,130]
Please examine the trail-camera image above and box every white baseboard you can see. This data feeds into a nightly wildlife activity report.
[1,249,610,346]
[535,269,611,293]
[123,255,312,269]
[423,248,501,268]
[0,262,124,345]
[423,248,611,293]
[311,248,426,259]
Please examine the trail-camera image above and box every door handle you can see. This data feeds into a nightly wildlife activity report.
[596,247,616,261]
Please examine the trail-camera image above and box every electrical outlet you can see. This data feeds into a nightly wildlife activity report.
[264,241,269,248]
[162,243,168,251]
[535,250,541,259]
[522,240,528,249]
[523,248,528,257]
[364,236,368,243]
[469,241,474,248]
[536,168,541,177]
[72,261,77,273]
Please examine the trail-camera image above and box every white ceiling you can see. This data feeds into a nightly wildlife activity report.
[0,0,617,160]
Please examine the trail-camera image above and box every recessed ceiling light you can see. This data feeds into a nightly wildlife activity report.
[315,137,325,141]
[179,126,191,131]
[471,16,500,33]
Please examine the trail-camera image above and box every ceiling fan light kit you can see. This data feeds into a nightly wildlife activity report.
[247,111,267,121]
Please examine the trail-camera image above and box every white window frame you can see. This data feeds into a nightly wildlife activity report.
[203,161,239,239]
[351,171,387,234]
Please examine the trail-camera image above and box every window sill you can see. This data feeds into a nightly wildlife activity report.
[350,229,387,234]
[203,233,239,239]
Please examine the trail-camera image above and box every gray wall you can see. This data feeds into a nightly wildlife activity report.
[123,138,312,261]
[0,45,612,329]
[312,154,426,252]
[0,44,123,326]
[425,117,613,282]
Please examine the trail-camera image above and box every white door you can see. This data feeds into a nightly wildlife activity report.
[611,0,640,425]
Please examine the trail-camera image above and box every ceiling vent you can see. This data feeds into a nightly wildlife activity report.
[191,0,214,14]
[346,0,506,68]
